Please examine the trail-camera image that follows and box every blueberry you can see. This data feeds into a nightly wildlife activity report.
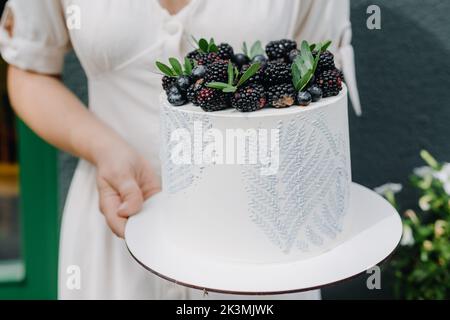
[233,53,250,69]
[168,92,187,106]
[168,85,182,95]
[288,49,300,62]
[297,91,312,106]
[251,55,268,66]
[176,76,191,92]
[192,65,207,79]
[307,84,323,102]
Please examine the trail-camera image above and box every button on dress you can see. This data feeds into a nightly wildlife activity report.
[0,0,360,299]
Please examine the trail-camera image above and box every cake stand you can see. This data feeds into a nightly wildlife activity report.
[125,183,402,295]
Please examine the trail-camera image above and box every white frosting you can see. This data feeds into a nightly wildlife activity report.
[159,86,352,264]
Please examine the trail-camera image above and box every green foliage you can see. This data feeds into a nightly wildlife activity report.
[242,41,264,59]
[385,150,450,299]
[292,40,330,91]
[155,57,193,77]
[206,62,260,93]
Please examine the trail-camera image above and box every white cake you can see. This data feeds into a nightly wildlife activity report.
[160,86,352,264]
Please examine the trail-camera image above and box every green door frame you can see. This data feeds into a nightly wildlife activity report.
[0,121,59,299]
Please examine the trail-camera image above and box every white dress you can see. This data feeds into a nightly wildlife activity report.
[0,0,360,299]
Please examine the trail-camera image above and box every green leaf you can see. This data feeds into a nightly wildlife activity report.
[208,38,218,53]
[298,69,314,91]
[321,40,332,52]
[291,63,302,91]
[300,40,314,69]
[184,57,193,75]
[312,48,322,74]
[155,61,175,77]
[198,38,209,53]
[223,86,237,93]
[242,42,249,57]
[250,41,264,59]
[294,55,311,76]
[310,43,316,52]
[227,62,234,86]
[206,82,230,90]
[237,63,260,87]
[169,58,183,76]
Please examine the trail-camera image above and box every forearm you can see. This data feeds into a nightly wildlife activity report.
[7,66,129,165]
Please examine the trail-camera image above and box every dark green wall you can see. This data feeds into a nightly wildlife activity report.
[60,0,450,299]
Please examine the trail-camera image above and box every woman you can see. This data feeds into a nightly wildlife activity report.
[0,0,359,299]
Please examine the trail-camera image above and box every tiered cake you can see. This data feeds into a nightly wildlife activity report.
[160,86,352,264]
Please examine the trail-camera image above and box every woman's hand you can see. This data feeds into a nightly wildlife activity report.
[95,145,161,238]
[7,66,160,238]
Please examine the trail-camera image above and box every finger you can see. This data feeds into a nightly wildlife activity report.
[106,212,127,239]
[98,181,127,238]
[139,163,162,200]
[117,179,144,218]
[141,181,161,200]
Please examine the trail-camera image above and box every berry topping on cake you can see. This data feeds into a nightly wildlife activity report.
[262,61,292,86]
[187,79,205,106]
[191,65,207,79]
[204,61,229,83]
[267,83,296,108]
[265,39,297,61]
[197,87,230,112]
[314,50,336,73]
[206,62,262,112]
[316,68,343,98]
[162,76,177,93]
[232,53,250,69]
[157,38,344,109]
[217,43,234,60]
[307,84,323,102]
[231,83,267,112]
[297,91,312,107]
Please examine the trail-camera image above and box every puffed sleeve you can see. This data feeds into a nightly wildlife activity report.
[290,0,362,115]
[0,0,71,74]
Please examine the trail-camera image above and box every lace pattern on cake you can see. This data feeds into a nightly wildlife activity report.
[161,106,212,194]
[243,111,350,254]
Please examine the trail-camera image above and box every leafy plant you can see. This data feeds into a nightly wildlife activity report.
[206,62,260,93]
[292,40,331,91]
[155,57,193,77]
[242,41,265,59]
[377,150,450,300]
[192,36,218,53]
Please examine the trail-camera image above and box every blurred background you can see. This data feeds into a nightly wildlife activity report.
[0,0,449,299]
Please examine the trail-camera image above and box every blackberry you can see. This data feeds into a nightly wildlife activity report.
[187,79,205,106]
[262,61,291,86]
[313,50,335,73]
[188,51,221,65]
[288,49,300,62]
[267,83,296,108]
[205,61,229,83]
[265,39,297,61]
[231,84,267,112]
[162,76,176,92]
[197,87,230,112]
[240,64,264,84]
[217,43,234,60]
[316,68,343,98]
